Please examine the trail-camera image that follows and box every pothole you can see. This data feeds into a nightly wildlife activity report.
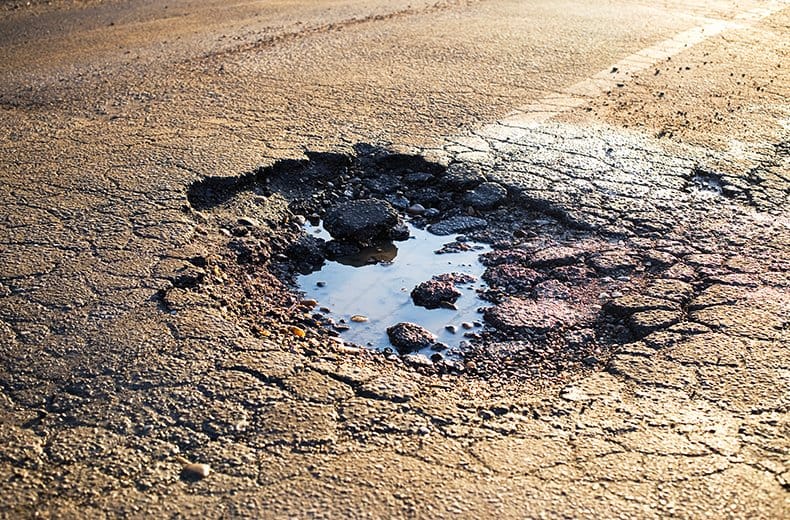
[179,144,707,380]
[297,220,490,357]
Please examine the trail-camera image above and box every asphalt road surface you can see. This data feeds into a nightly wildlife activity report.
[1,0,788,517]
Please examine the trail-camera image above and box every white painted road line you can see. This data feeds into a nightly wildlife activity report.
[478,0,789,140]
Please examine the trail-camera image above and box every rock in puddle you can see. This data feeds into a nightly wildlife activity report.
[411,279,463,309]
[323,199,403,242]
[411,272,477,309]
[435,241,479,254]
[386,322,436,354]
[431,272,477,284]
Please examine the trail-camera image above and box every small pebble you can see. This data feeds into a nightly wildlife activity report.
[175,456,211,479]
[445,325,457,334]
[183,463,211,479]
[316,281,327,287]
[289,326,306,338]
[300,299,318,308]
[406,204,426,215]
[461,322,474,329]
[351,315,368,322]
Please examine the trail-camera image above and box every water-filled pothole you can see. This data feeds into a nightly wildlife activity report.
[298,221,490,356]
[182,145,674,379]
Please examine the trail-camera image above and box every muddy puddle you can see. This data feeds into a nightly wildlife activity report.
[298,222,490,355]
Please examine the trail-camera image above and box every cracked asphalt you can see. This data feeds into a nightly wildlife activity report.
[1,0,788,517]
